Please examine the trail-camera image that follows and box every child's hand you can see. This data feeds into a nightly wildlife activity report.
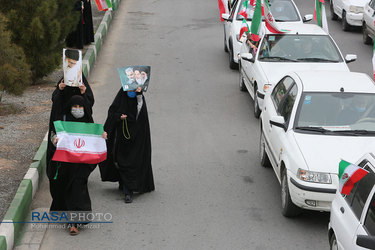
[54,137,59,145]
[102,132,108,140]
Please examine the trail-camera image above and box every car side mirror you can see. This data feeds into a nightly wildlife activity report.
[303,14,313,23]
[222,13,231,21]
[270,116,286,131]
[356,235,375,249]
[240,53,254,63]
[345,54,357,63]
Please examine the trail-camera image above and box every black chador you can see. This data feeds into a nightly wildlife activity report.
[100,89,155,199]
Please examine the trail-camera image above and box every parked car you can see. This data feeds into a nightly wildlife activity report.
[259,70,375,217]
[328,153,375,249]
[239,23,356,118]
[221,0,310,69]
[330,0,370,31]
[362,0,375,44]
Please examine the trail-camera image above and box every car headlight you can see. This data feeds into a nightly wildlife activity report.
[297,168,332,184]
[349,6,364,14]
[263,84,271,93]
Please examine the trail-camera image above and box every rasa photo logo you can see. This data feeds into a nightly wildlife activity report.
[30,211,113,224]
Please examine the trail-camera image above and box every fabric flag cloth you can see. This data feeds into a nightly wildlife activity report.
[372,36,375,80]
[52,121,107,164]
[314,0,329,33]
[218,0,229,22]
[263,0,288,34]
[94,0,112,11]
[339,160,369,196]
[239,19,250,39]
[239,0,251,19]
[250,0,262,41]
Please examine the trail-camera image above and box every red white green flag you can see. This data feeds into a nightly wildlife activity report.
[372,37,375,80]
[250,0,262,41]
[263,0,289,34]
[218,0,229,22]
[314,0,329,33]
[339,160,369,195]
[95,0,112,11]
[52,121,107,164]
[239,0,251,19]
[239,18,250,39]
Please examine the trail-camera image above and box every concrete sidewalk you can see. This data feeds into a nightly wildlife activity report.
[0,1,121,249]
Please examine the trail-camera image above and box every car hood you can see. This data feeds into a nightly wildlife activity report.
[346,0,369,7]
[293,133,375,174]
[259,62,349,85]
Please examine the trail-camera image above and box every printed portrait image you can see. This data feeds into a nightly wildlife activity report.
[63,49,83,87]
[117,66,151,92]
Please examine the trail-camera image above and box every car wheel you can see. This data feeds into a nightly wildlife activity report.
[363,23,372,45]
[239,63,247,92]
[281,169,301,217]
[253,85,261,118]
[259,129,271,167]
[224,28,229,52]
[342,11,351,31]
[229,40,238,70]
[329,233,339,250]
[330,1,338,20]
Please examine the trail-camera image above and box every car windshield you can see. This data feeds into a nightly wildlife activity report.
[236,0,300,22]
[258,34,343,62]
[294,92,375,134]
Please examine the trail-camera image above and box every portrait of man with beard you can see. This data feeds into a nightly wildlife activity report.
[63,49,83,87]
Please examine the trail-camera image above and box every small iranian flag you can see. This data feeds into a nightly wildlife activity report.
[372,36,375,80]
[94,0,112,11]
[250,0,262,41]
[263,0,288,34]
[339,160,369,196]
[52,121,107,164]
[239,0,251,19]
[239,19,250,39]
[314,0,329,33]
[218,0,229,22]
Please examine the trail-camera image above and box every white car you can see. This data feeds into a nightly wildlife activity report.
[259,70,375,217]
[239,23,356,118]
[329,153,375,249]
[330,0,370,31]
[221,0,310,69]
[362,0,375,44]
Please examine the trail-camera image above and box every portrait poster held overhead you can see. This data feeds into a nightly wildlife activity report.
[117,66,151,92]
[63,49,83,87]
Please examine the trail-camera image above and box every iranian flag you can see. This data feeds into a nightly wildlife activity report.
[239,0,251,19]
[372,37,375,80]
[250,0,262,41]
[314,0,329,33]
[263,0,288,34]
[52,121,107,164]
[218,0,229,22]
[239,19,250,39]
[339,160,369,196]
[94,0,112,11]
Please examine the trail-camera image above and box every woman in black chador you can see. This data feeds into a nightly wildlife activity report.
[48,95,95,235]
[102,87,154,203]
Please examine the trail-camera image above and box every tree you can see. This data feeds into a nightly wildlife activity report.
[6,0,79,82]
[0,13,30,99]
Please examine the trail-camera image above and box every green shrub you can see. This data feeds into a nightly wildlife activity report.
[0,14,30,96]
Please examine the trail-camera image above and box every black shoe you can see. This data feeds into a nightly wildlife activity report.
[124,194,133,203]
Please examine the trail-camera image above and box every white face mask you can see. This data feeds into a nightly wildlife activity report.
[71,108,84,119]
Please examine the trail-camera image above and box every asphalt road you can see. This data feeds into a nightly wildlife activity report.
[34,0,373,249]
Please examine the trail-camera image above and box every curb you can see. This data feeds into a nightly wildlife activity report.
[0,0,120,249]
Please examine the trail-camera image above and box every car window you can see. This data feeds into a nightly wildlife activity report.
[258,35,343,62]
[278,84,297,123]
[350,174,375,219]
[271,76,294,108]
[364,191,375,236]
[364,163,375,174]
[229,0,238,18]
[370,0,375,9]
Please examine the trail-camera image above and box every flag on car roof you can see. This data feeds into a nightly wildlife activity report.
[250,0,262,41]
[52,121,107,164]
[263,0,289,34]
[314,0,329,33]
[239,18,250,39]
[239,0,251,19]
[218,0,229,22]
[339,160,369,196]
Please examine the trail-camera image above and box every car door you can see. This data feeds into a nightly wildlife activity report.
[262,76,297,175]
[224,0,238,49]
[335,175,374,249]
[335,0,344,17]
[367,0,375,36]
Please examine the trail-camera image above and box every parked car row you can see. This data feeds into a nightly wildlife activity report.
[221,1,375,249]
